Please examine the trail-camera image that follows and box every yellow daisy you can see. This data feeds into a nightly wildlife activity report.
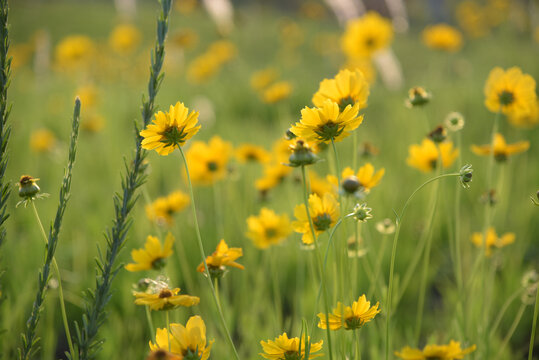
[150,316,213,359]
[250,68,279,91]
[312,68,370,110]
[471,133,529,161]
[484,66,537,116]
[109,24,141,55]
[262,81,293,104]
[407,139,459,173]
[318,294,380,330]
[197,239,244,277]
[327,163,385,195]
[395,340,476,359]
[145,190,190,226]
[292,193,340,244]
[185,136,233,185]
[508,99,539,128]
[291,99,362,143]
[30,129,56,153]
[471,227,515,257]
[422,24,463,52]
[235,144,271,164]
[125,233,174,272]
[134,286,199,311]
[260,333,323,360]
[246,208,292,249]
[55,35,95,70]
[140,102,200,156]
[341,11,393,59]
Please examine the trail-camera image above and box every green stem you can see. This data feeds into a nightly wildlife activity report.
[145,306,155,342]
[178,147,240,360]
[355,329,362,360]
[385,172,460,360]
[213,181,225,237]
[31,202,74,357]
[166,311,171,353]
[529,284,539,360]
[367,234,388,299]
[301,165,334,360]
[495,303,526,360]
[489,287,526,339]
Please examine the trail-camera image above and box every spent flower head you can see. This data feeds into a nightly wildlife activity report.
[405,86,431,108]
[286,139,320,167]
[459,164,473,189]
[428,125,447,143]
[17,175,49,207]
[351,203,373,222]
[444,112,465,132]
[376,218,396,235]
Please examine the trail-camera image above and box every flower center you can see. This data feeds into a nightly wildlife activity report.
[207,161,219,172]
[160,125,186,147]
[313,213,332,231]
[345,316,365,330]
[151,257,166,270]
[158,289,173,298]
[494,151,507,162]
[265,227,278,238]
[498,90,514,106]
[342,176,361,194]
[338,96,356,112]
[315,121,344,141]
[364,36,376,48]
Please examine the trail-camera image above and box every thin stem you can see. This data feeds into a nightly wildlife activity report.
[529,284,539,360]
[213,182,225,237]
[178,147,240,360]
[166,311,171,353]
[355,329,362,360]
[489,287,526,339]
[31,186,74,358]
[145,306,155,342]
[495,303,526,360]
[301,165,334,360]
[385,172,460,360]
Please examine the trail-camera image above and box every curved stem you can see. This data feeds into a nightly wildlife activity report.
[31,202,74,357]
[495,303,526,360]
[178,147,240,360]
[489,287,526,339]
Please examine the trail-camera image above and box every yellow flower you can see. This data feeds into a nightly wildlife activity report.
[109,24,141,55]
[146,349,181,360]
[150,316,213,359]
[134,286,199,311]
[76,84,99,108]
[471,133,529,161]
[308,171,335,197]
[140,102,200,156]
[327,163,385,195]
[422,24,463,52]
[260,333,323,360]
[18,175,41,199]
[208,40,236,64]
[312,68,370,110]
[262,81,293,104]
[456,1,490,38]
[145,191,190,226]
[235,143,271,164]
[407,139,459,173]
[246,208,292,249]
[342,11,393,59]
[185,136,232,185]
[508,99,539,128]
[251,68,279,91]
[471,227,515,256]
[81,113,105,133]
[255,163,293,192]
[30,129,56,153]
[125,233,174,272]
[318,294,380,330]
[55,35,95,69]
[187,54,221,83]
[292,193,340,244]
[197,239,244,275]
[291,99,362,143]
[171,28,199,50]
[484,67,537,116]
[395,340,476,359]
[343,58,376,84]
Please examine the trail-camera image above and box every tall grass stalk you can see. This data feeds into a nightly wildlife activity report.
[529,284,539,360]
[385,171,462,360]
[71,1,172,358]
[178,146,241,360]
[19,98,81,360]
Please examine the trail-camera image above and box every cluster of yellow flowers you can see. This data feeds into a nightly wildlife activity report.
[250,67,293,104]
[187,40,237,83]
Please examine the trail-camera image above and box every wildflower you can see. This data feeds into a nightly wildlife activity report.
[428,125,447,143]
[456,1,489,38]
[471,133,529,161]
[308,171,335,197]
[171,28,198,50]
[76,84,99,107]
[150,316,213,359]
[287,139,319,167]
[422,24,463,52]
[484,67,537,116]
[405,87,431,108]
[508,99,539,128]
[376,218,395,235]
[318,294,380,330]
[235,144,271,164]
[471,227,515,256]
[134,285,199,311]
[291,99,362,144]
[246,208,292,249]
[55,35,95,69]
[250,68,278,91]
[140,102,200,156]
[459,164,474,189]
[146,191,190,226]
[109,24,141,55]
[342,11,393,58]
[146,349,181,360]
[407,139,459,173]
[197,239,244,279]
[262,81,293,104]
[312,68,370,111]
[187,54,220,83]
[18,175,41,199]
[395,340,476,359]
[185,136,233,185]
[125,233,174,272]
[260,333,323,360]
[444,112,465,132]
[292,193,340,244]
[208,40,236,64]
[81,113,105,133]
[30,129,56,153]
[328,164,385,196]
[351,203,373,222]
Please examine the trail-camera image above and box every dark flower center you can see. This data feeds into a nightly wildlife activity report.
[158,289,173,298]
[152,257,166,270]
[498,90,515,106]
[338,96,356,112]
[315,121,344,141]
[207,161,219,172]
[364,37,376,48]
[265,227,278,238]
[313,213,332,231]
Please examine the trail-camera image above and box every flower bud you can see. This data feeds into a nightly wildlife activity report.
[405,86,431,108]
[351,203,372,222]
[428,125,447,143]
[18,175,40,198]
[459,164,473,188]
[287,139,319,167]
